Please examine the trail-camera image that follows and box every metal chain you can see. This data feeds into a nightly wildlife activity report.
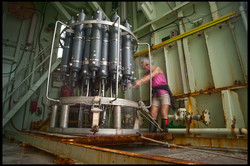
[137,109,163,132]
[137,133,247,161]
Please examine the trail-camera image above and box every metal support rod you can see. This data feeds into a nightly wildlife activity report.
[49,104,58,128]
[59,104,70,128]
[137,43,152,108]
[110,16,120,103]
[86,81,89,97]
[113,105,121,129]
[46,20,68,103]
[110,79,113,98]
[78,107,83,128]
[166,2,179,20]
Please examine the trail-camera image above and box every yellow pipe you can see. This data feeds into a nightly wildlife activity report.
[133,12,235,57]
[165,17,229,44]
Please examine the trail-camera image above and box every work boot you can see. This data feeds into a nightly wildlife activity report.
[149,119,157,133]
[161,119,168,133]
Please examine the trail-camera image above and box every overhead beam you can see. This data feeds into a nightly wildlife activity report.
[51,2,71,20]
[140,2,156,21]
[61,4,79,14]
[87,2,110,21]
[133,2,190,34]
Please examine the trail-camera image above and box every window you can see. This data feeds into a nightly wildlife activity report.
[57,24,66,59]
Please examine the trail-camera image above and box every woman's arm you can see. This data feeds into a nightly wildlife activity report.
[134,67,162,87]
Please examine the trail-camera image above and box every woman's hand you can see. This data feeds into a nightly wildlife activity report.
[131,79,142,88]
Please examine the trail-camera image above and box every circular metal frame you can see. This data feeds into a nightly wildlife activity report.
[59,96,140,109]
[47,127,140,135]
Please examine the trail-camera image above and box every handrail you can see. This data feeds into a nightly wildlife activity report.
[137,43,152,109]
[46,20,67,103]
[2,43,52,91]
[2,51,53,104]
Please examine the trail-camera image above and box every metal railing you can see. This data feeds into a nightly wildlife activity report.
[2,44,52,104]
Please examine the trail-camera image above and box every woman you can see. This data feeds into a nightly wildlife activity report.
[133,57,175,133]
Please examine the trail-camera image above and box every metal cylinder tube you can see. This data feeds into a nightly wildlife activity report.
[122,20,132,85]
[109,12,120,81]
[89,8,103,78]
[49,105,58,128]
[70,10,86,88]
[59,104,70,128]
[190,114,202,121]
[60,17,75,80]
[113,105,122,129]
[82,16,93,85]
[97,16,109,82]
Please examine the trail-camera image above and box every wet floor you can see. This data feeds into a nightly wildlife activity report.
[102,143,248,164]
[2,134,247,164]
[2,136,58,164]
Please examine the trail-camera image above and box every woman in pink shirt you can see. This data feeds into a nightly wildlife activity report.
[133,57,175,133]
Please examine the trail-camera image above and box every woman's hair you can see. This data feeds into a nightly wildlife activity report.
[140,57,154,65]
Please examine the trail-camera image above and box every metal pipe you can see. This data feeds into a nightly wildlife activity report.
[59,104,70,128]
[49,105,58,128]
[137,43,152,109]
[167,128,248,135]
[46,20,68,103]
[140,128,248,135]
[86,81,89,97]
[113,105,121,129]
[78,106,83,128]
[239,2,247,35]
[111,16,120,103]
[168,115,175,119]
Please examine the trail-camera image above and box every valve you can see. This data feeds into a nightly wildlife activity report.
[202,109,211,126]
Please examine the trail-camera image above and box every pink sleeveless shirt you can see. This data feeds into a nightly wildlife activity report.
[145,71,168,97]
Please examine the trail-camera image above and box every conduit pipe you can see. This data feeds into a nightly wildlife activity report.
[165,128,248,135]
[239,2,247,35]
[133,12,235,57]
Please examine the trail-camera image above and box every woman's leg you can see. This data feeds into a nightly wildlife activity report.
[160,104,169,133]
[150,105,160,119]
[160,104,169,119]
